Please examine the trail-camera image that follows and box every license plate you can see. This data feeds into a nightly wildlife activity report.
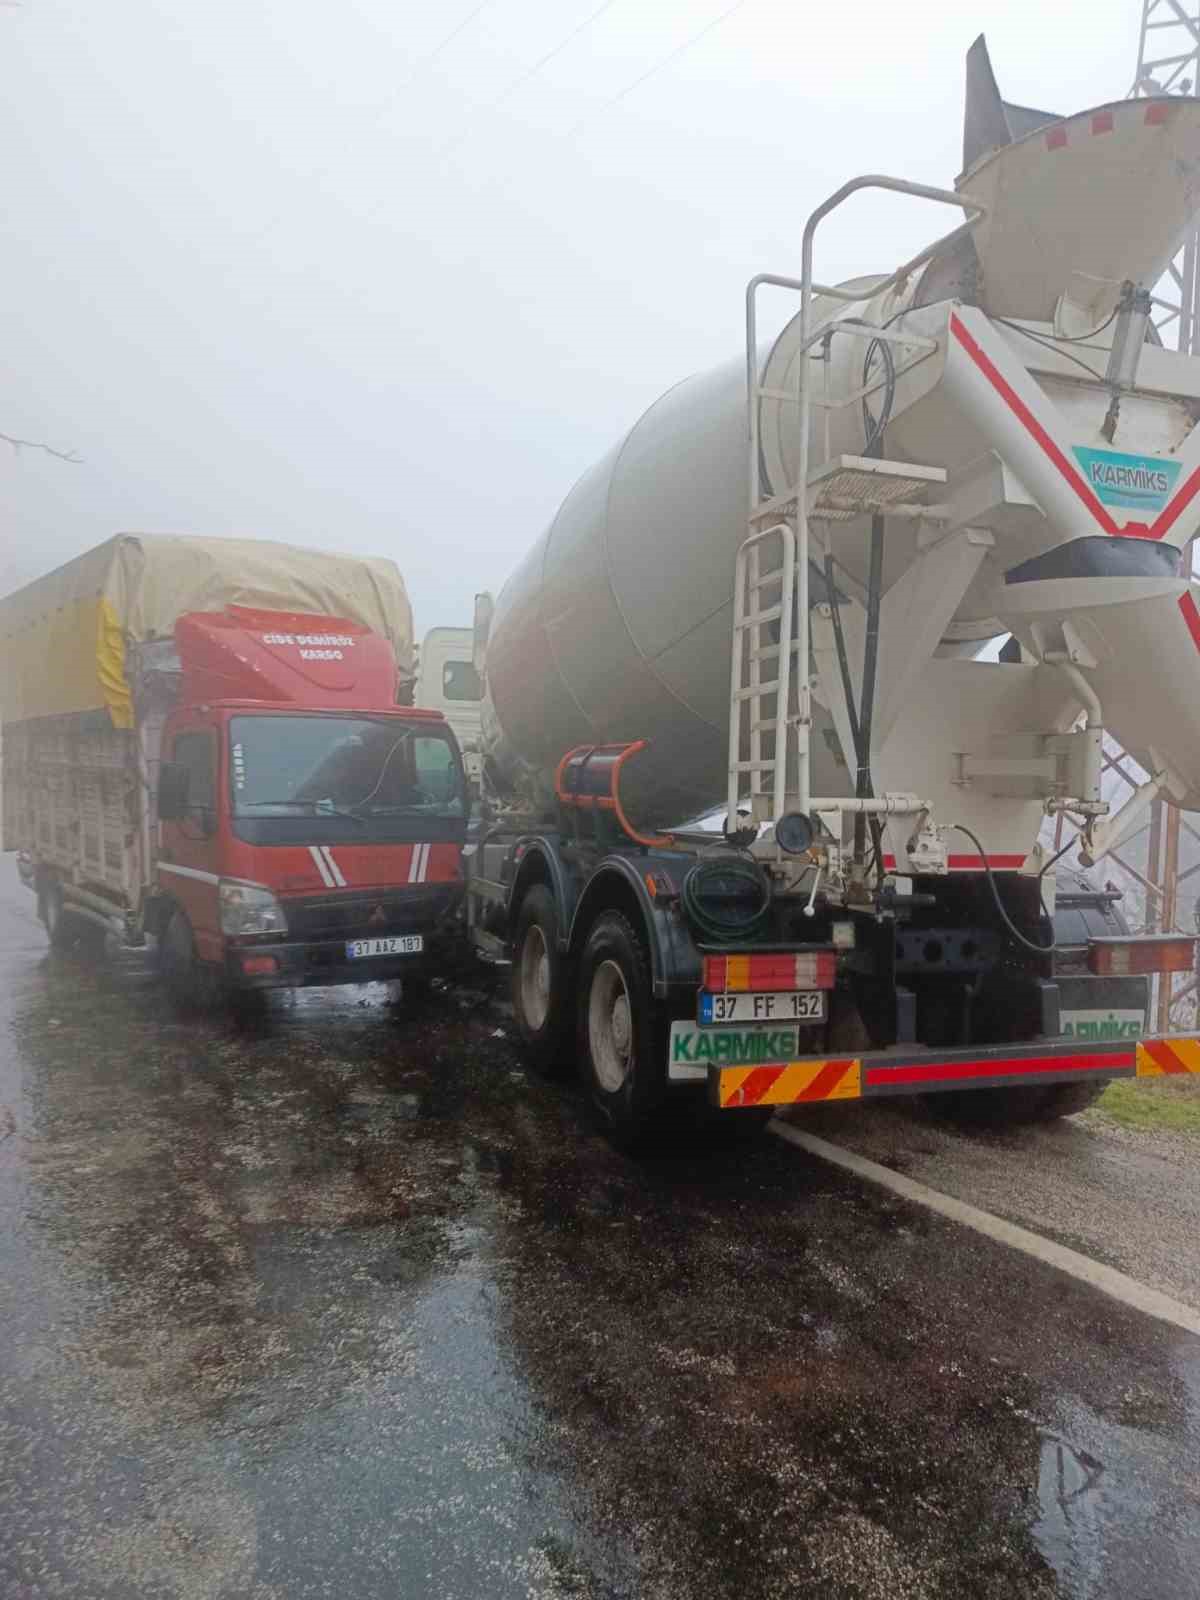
[345,935,424,959]
[699,990,826,1025]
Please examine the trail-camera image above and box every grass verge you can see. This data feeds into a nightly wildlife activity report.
[1094,1076,1200,1135]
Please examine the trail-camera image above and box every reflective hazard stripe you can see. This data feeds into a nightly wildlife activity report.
[321,846,347,887]
[408,843,430,884]
[717,1059,861,1108]
[1137,1038,1200,1076]
[867,1049,1124,1088]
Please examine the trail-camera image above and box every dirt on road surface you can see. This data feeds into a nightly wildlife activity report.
[2,864,1199,1600]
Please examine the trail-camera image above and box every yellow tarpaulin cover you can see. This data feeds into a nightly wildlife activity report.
[0,534,414,729]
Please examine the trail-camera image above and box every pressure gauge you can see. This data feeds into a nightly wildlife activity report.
[775,811,816,856]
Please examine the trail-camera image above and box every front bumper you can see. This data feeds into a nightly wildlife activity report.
[225,881,463,989]
[710,1035,1200,1110]
[224,932,448,990]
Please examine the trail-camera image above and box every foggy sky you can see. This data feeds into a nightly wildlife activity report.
[2,0,1142,633]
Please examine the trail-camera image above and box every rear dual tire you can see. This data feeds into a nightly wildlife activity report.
[576,911,668,1151]
[511,889,759,1151]
[39,879,105,957]
[511,889,670,1146]
[933,1079,1106,1126]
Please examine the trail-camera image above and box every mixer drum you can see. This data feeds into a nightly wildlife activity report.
[483,359,756,826]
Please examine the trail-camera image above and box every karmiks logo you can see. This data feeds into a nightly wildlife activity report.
[1061,1009,1145,1041]
[1071,446,1181,514]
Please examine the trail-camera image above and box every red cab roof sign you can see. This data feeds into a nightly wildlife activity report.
[174,605,400,708]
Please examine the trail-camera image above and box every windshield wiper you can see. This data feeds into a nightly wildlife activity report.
[354,802,429,814]
[242,798,365,824]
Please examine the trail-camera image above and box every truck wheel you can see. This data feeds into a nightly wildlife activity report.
[160,908,222,1013]
[511,885,571,1076]
[577,910,665,1149]
[932,1079,1106,1126]
[39,879,102,955]
[39,879,71,949]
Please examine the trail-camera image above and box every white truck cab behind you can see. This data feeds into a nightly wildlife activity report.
[415,627,483,792]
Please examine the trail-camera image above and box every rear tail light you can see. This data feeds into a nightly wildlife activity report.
[704,950,836,992]
[241,953,279,977]
[1088,936,1197,976]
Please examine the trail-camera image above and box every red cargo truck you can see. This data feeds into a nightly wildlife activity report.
[1,536,468,1002]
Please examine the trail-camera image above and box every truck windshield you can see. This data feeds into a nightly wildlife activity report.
[230,716,465,841]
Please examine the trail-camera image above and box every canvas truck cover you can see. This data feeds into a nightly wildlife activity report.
[0,534,414,729]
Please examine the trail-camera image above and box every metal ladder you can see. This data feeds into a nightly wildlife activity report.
[729,174,986,835]
[728,520,796,827]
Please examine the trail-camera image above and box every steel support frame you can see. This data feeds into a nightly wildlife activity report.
[1093,5,1200,1032]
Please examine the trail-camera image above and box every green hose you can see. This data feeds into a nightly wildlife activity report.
[681,855,772,943]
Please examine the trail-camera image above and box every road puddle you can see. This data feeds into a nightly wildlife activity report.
[1032,1361,1200,1598]
[1034,1431,1105,1586]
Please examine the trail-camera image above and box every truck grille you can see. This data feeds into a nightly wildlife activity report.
[286,888,449,941]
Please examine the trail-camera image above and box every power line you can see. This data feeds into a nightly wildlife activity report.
[565,0,753,137]
[246,2,502,244]
[421,1,498,70]
[490,0,622,111]
[439,0,623,158]
[365,1,501,134]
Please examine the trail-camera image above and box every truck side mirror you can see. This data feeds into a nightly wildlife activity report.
[157,761,190,822]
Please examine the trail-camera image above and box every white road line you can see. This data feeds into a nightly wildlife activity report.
[770,1121,1200,1340]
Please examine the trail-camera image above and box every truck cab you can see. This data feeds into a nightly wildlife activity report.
[415,626,483,795]
[152,607,468,996]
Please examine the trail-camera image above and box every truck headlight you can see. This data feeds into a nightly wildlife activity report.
[219,880,287,938]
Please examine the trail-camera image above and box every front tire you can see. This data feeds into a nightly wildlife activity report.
[577,910,665,1149]
[511,885,572,1076]
[160,908,223,1013]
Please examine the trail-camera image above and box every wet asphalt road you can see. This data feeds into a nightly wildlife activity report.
[2,864,1200,1600]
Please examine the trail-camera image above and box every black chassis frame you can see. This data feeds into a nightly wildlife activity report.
[478,830,1151,1086]
[485,829,703,1007]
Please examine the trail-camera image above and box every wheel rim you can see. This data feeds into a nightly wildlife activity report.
[588,958,634,1094]
[519,923,552,1031]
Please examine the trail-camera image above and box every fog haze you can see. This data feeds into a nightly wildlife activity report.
[2,0,1141,631]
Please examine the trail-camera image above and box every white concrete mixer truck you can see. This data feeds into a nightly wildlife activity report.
[463,37,1200,1146]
